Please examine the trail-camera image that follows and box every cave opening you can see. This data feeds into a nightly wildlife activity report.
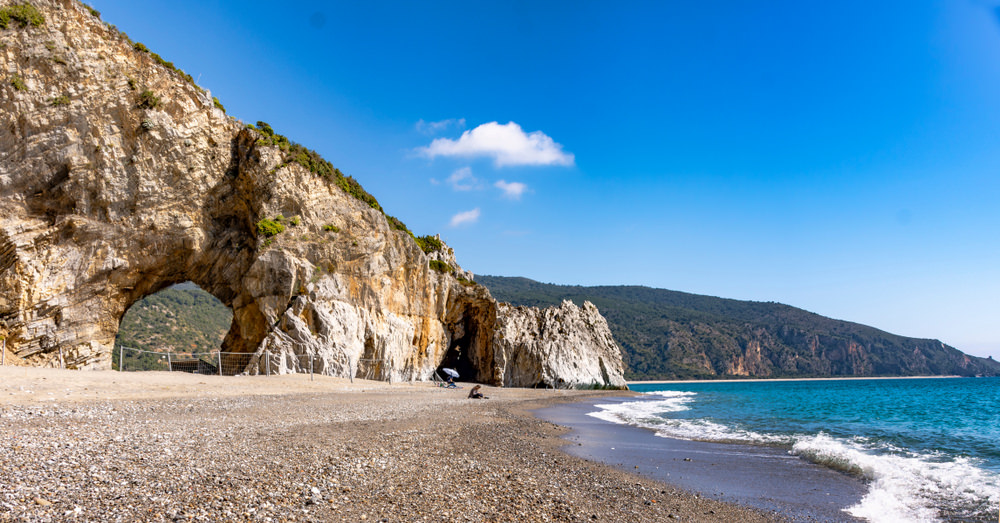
[436,318,479,383]
[114,281,234,373]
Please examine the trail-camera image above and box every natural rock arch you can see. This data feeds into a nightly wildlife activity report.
[0,0,627,388]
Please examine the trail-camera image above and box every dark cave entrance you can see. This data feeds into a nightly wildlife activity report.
[114,281,234,373]
[436,317,480,383]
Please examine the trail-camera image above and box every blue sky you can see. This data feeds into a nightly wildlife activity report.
[92,1,1000,359]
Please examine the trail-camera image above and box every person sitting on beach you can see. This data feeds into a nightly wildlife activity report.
[446,376,459,388]
[467,385,486,399]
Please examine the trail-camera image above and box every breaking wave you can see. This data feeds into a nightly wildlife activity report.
[588,390,1000,522]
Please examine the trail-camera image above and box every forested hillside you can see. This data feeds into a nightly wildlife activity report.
[477,276,1000,380]
[115,283,232,355]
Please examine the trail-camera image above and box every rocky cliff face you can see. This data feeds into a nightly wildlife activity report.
[0,0,626,388]
[490,301,626,388]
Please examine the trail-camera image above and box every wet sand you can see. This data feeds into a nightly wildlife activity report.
[535,396,867,522]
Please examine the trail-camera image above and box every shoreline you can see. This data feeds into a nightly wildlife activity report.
[535,396,867,522]
[0,367,781,522]
[630,375,961,385]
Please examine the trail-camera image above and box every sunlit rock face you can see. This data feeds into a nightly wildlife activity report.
[0,0,626,388]
[489,301,628,389]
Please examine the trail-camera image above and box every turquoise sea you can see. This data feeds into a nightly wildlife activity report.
[589,377,1000,522]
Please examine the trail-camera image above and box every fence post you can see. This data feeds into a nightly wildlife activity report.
[58,346,64,369]
[266,351,271,376]
[167,351,172,372]
[119,345,124,372]
[309,356,314,381]
[2,338,5,366]
[217,351,222,376]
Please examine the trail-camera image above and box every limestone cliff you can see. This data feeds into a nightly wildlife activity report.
[0,0,626,388]
[490,301,626,388]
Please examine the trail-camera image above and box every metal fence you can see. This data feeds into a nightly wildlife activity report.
[114,346,396,382]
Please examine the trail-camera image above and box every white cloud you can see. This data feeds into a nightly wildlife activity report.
[418,121,575,167]
[416,118,466,135]
[449,208,481,227]
[495,179,528,200]
[447,167,480,191]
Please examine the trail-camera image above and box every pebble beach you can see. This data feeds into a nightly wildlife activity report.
[0,367,782,522]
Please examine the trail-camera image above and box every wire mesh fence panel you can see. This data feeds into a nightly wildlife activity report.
[113,346,400,382]
[172,352,220,375]
[116,347,219,375]
[116,347,170,372]
[219,352,255,375]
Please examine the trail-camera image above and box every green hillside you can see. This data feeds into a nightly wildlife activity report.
[476,275,1000,380]
[115,282,232,356]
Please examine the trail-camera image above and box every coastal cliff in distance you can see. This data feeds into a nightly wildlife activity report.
[478,276,1000,380]
[0,1,626,389]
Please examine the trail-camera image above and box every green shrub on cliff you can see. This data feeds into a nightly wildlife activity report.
[131,42,199,89]
[256,218,285,238]
[213,96,225,112]
[250,121,383,213]
[336,174,381,211]
[10,73,26,91]
[415,235,443,254]
[386,215,412,236]
[429,260,453,274]
[0,4,45,29]
[49,94,69,106]
[247,122,448,258]
[137,89,160,109]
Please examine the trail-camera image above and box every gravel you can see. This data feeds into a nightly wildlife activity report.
[0,380,784,522]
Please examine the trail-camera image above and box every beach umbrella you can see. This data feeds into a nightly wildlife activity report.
[442,368,459,378]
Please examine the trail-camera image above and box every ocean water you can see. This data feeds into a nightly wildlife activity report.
[589,377,1000,522]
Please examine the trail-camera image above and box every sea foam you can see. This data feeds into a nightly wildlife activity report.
[587,391,695,425]
[793,433,1000,523]
[588,389,1000,522]
[588,391,785,444]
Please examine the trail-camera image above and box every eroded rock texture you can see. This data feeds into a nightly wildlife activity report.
[0,0,626,388]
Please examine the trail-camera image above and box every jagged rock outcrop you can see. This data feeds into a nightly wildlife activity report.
[490,301,627,388]
[0,0,626,388]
